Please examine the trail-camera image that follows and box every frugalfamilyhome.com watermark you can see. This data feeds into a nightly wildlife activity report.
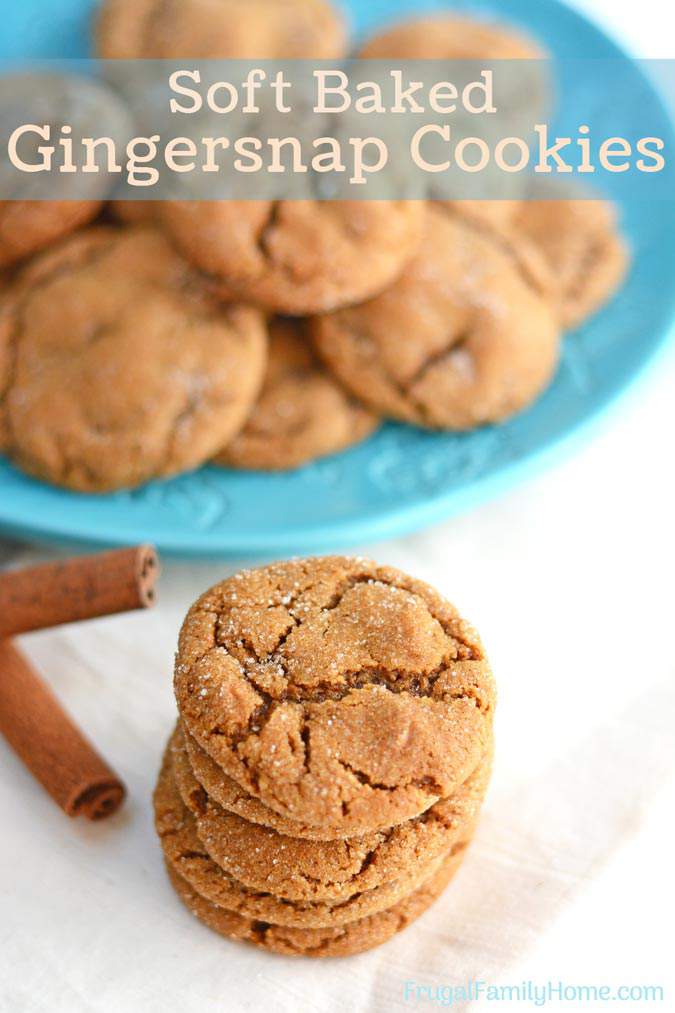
[402,979,666,1007]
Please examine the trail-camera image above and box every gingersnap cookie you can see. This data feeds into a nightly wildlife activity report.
[154,746,444,928]
[356,19,547,211]
[159,200,424,315]
[0,73,134,268]
[0,202,102,271]
[214,318,379,471]
[311,204,561,430]
[0,73,134,264]
[357,14,541,60]
[96,0,347,59]
[0,226,267,492]
[165,843,468,957]
[171,723,490,900]
[514,197,629,329]
[174,556,495,836]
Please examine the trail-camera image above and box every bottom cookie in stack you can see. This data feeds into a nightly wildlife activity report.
[165,844,469,958]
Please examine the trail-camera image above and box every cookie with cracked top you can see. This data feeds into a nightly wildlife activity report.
[159,200,425,315]
[514,196,629,329]
[165,842,469,957]
[96,0,347,59]
[0,226,267,492]
[171,723,491,899]
[214,317,379,471]
[311,204,561,430]
[174,555,495,835]
[154,743,442,928]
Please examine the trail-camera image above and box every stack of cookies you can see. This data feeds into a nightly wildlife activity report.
[153,556,496,957]
[0,3,630,495]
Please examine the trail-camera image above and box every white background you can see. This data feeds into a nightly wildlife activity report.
[1,2,674,1011]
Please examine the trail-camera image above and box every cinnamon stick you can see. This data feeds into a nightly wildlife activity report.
[0,640,125,819]
[0,545,158,638]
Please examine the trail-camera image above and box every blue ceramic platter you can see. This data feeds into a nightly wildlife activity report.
[1,0,674,556]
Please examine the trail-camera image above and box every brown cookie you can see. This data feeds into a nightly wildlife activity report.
[165,843,468,957]
[0,226,267,492]
[0,201,102,271]
[312,204,561,429]
[515,197,629,329]
[154,745,445,928]
[0,72,132,269]
[171,724,490,901]
[174,556,495,835]
[357,18,548,214]
[96,0,347,59]
[357,14,542,59]
[214,317,379,471]
[159,200,424,315]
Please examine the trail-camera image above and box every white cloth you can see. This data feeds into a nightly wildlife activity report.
[2,5,674,1009]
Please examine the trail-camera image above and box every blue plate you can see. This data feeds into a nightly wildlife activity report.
[1,0,674,556]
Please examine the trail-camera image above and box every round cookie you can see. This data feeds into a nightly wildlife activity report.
[515,197,629,329]
[96,0,347,59]
[153,745,442,928]
[357,14,541,60]
[159,200,424,315]
[174,556,495,835]
[0,202,102,271]
[165,843,468,957]
[171,724,490,900]
[312,204,561,430]
[0,226,267,492]
[357,16,547,211]
[214,318,379,471]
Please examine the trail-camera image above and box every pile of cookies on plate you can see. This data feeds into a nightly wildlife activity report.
[154,556,496,956]
[0,0,629,493]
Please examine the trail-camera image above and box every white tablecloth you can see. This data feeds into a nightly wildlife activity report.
[2,4,674,1010]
